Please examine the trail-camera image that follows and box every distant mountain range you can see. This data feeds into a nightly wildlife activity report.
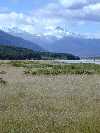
[0,30,43,52]
[1,27,100,57]
[0,29,79,60]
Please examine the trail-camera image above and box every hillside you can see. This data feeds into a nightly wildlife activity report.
[0,30,43,51]
[49,37,100,57]
[0,45,79,60]
[0,45,41,60]
[7,27,100,57]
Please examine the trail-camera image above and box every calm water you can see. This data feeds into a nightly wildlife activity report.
[55,60,100,64]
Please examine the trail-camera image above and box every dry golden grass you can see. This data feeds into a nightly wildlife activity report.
[0,62,99,133]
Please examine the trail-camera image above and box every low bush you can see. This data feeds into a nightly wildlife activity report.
[0,78,7,85]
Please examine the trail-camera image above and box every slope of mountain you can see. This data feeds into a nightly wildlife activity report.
[2,27,100,57]
[0,30,43,52]
[47,37,100,57]
[0,45,41,60]
[0,45,79,60]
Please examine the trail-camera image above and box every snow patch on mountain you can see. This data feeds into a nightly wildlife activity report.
[0,26,100,39]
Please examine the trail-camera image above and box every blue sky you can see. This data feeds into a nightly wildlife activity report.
[0,0,54,12]
[0,0,100,36]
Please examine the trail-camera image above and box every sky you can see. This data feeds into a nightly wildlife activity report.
[0,0,100,36]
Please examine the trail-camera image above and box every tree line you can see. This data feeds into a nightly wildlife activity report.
[0,45,80,60]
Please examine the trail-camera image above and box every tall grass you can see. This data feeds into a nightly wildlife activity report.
[10,61,100,75]
[0,61,99,132]
[0,75,100,133]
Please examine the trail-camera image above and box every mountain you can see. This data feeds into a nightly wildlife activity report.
[2,26,100,57]
[0,45,79,60]
[0,45,41,60]
[47,37,100,57]
[0,30,43,52]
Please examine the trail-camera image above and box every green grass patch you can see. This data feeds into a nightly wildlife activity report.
[10,61,100,75]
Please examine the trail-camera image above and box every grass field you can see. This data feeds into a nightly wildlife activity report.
[0,61,100,133]
[10,60,100,75]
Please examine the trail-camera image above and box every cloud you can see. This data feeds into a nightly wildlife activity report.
[58,0,100,8]
[0,0,100,34]
[0,12,35,32]
[58,0,87,8]
[37,0,100,22]
[73,3,100,22]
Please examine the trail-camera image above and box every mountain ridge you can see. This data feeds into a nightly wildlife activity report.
[1,27,100,57]
[0,30,43,52]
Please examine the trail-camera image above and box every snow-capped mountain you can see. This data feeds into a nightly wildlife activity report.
[1,26,100,39]
[0,26,85,39]
[1,26,100,57]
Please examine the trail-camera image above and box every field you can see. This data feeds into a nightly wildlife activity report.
[0,61,100,133]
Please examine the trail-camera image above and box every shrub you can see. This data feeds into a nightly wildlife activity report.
[0,78,7,85]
